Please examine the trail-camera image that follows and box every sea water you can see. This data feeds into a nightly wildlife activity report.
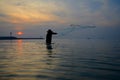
[0,39,120,80]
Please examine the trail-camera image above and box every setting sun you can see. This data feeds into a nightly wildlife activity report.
[17,32,23,35]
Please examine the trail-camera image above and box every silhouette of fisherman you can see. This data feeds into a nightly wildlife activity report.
[46,29,57,44]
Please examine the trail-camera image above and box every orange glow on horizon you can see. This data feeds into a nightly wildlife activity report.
[17,32,23,35]
[8,12,58,24]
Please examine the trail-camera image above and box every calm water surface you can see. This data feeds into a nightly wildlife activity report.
[0,39,120,80]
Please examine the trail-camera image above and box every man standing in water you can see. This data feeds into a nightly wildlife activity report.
[46,29,57,44]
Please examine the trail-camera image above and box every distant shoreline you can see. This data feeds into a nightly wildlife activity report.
[0,36,44,40]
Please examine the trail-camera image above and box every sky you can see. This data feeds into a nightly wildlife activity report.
[0,0,120,38]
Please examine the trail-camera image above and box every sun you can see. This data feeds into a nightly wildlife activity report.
[17,32,23,35]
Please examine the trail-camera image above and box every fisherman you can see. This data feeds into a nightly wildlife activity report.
[46,29,57,44]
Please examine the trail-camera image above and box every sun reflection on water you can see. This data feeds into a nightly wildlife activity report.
[17,39,23,56]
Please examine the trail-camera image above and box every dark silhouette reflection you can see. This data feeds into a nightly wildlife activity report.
[46,44,53,50]
[46,44,53,57]
[45,44,56,66]
[46,29,57,44]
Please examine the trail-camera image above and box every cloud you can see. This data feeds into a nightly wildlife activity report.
[0,13,6,17]
[0,0,62,24]
[0,0,120,27]
[49,0,120,26]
